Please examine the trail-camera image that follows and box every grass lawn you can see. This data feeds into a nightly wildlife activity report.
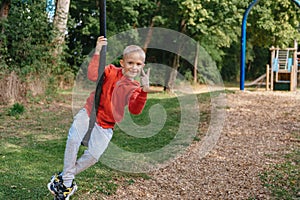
[0,91,213,199]
[1,89,298,199]
[260,132,300,199]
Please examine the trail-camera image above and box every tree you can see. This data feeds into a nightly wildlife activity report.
[242,0,300,81]
[248,0,300,48]
[0,0,10,48]
[65,0,162,72]
[0,0,10,22]
[0,1,56,103]
[154,0,243,89]
[52,0,71,57]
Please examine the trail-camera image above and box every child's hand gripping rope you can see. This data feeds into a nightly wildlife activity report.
[95,36,107,54]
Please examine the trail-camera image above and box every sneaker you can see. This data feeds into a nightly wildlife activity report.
[55,181,78,200]
[47,172,63,196]
[47,173,77,200]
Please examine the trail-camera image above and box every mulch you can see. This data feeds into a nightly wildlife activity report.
[85,90,300,200]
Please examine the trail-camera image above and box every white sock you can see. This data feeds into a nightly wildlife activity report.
[63,180,73,188]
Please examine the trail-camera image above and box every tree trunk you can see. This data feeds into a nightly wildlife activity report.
[143,1,161,53]
[143,21,154,53]
[0,0,9,19]
[0,71,26,104]
[0,0,10,34]
[0,0,10,63]
[52,0,70,56]
[0,0,10,19]
[164,55,179,92]
[164,19,186,92]
[193,44,199,84]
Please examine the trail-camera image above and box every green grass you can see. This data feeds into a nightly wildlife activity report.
[0,91,216,199]
[112,96,181,152]
[3,89,298,199]
[260,132,300,199]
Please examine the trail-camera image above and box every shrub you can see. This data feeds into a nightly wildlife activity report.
[8,103,25,117]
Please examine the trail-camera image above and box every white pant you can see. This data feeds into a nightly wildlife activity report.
[62,108,113,187]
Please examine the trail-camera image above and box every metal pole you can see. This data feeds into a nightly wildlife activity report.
[240,0,259,90]
[291,0,300,7]
[240,0,299,90]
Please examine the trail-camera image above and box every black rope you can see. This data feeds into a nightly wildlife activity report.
[82,0,106,146]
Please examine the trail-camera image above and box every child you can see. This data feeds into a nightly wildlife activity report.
[47,36,150,199]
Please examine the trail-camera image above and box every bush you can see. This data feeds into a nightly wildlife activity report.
[8,103,25,117]
[0,1,73,102]
[2,1,54,75]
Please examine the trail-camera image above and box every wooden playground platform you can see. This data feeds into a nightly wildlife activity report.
[266,40,299,91]
[246,41,299,91]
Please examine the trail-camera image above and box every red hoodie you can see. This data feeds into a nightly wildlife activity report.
[84,54,147,129]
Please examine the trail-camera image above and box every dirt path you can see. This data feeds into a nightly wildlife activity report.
[95,91,300,200]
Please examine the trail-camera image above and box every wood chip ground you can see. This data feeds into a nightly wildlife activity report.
[85,90,300,200]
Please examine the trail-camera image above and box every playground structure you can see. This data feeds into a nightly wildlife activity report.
[266,41,299,91]
[240,0,300,91]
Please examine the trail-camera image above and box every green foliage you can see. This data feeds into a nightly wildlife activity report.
[1,0,300,95]
[249,0,300,48]
[67,0,158,70]
[8,103,25,118]
[180,0,243,59]
[246,46,270,80]
[1,1,54,76]
[0,1,75,101]
[221,42,240,82]
[110,0,300,83]
[221,0,300,81]
[45,76,58,97]
[184,71,194,84]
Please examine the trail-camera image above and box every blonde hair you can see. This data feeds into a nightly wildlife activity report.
[123,45,145,60]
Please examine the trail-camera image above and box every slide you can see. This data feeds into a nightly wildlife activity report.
[245,73,266,86]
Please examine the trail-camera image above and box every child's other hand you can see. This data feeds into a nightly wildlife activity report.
[95,36,107,55]
[140,68,150,92]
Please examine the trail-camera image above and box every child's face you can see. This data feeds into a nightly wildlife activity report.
[120,52,145,79]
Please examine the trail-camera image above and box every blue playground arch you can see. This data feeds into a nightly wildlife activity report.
[240,0,300,90]
[46,0,55,22]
